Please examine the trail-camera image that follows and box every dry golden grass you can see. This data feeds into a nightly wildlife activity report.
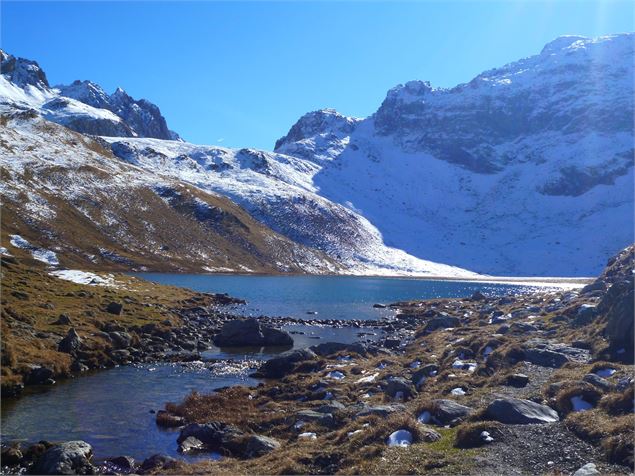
[0,256,208,388]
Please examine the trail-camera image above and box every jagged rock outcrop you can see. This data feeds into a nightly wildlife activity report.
[0,50,49,90]
[0,50,178,140]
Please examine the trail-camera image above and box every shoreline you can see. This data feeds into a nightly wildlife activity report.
[130,269,592,288]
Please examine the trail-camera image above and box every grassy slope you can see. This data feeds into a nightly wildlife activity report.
[0,252,209,390]
[0,112,339,274]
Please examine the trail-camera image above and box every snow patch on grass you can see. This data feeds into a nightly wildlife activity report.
[50,269,116,287]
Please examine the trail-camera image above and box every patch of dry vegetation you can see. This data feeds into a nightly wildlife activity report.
[0,256,208,391]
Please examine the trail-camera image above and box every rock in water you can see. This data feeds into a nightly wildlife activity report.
[213,319,293,347]
[31,441,93,475]
[24,365,55,385]
[177,422,244,454]
[485,397,559,424]
[139,454,177,474]
[310,341,367,357]
[178,436,206,453]
[104,456,135,474]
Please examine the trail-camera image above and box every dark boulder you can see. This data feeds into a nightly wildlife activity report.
[296,410,335,427]
[138,454,177,474]
[505,373,529,387]
[429,399,473,425]
[471,291,486,301]
[106,302,123,315]
[583,373,613,392]
[108,331,132,349]
[31,441,94,475]
[177,422,244,454]
[523,348,570,368]
[253,349,317,378]
[601,278,634,362]
[355,404,406,418]
[574,304,597,326]
[52,314,72,325]
[485,397,559,424]
[383,376,416,400]
[58,328,82,355]
[213,319,292,347]
[310,341,367,357]
[424,315,460,332]
[1,447,23,466]
[580,279,607,295]
[103,456,135,474]
[244,435,280,458]
[155,410,185,428]
[24,366,55,385]
[412,363,439,388]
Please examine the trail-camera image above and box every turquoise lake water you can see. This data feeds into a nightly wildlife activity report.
[133,273,544,320]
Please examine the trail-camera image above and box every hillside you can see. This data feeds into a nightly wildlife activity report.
[0,110,341,274]
[276,34,634,276]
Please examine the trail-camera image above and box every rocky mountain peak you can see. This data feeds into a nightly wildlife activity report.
[383,80,436,103]
[57,80,110,110]
[0,49,49,90]
[0,50,178,140]
[539,35,588,55]
[274,108,360,152]
[110,87,131,103]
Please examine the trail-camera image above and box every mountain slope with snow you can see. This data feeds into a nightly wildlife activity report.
[275,34,635,276]
[101,136,476,277]
[0,51,476,277]
[0,109,343,274]
[2,34,631,277]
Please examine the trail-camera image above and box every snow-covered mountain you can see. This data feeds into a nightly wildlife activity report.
[0,50,475,277]
[275,34,635,276]
[0,50,178,140]
[2,34,632,276]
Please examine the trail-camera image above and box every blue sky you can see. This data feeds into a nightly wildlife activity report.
[2,1,633,150]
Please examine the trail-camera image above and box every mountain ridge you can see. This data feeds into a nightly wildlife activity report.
[0,49,178,140]
[1,33,633,276]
